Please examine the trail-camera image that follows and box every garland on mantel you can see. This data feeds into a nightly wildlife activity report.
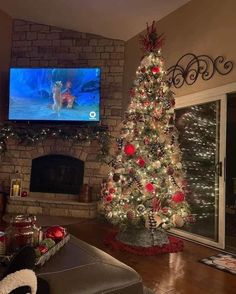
[0,124,111,161]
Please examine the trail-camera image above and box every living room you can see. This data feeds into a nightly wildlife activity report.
[0,0,236,293]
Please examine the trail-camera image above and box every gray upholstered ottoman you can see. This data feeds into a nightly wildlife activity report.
[37,235,144,294]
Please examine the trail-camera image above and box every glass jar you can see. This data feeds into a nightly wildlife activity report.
[5,215,39,254]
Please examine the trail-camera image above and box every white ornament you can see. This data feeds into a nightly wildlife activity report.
[176,163,183,169]
[153,161,161,169]
[107,212,113,219]
[162,223,169,230]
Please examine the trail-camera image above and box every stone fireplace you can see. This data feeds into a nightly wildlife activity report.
[30,154,84,195]
[2,138,109,218]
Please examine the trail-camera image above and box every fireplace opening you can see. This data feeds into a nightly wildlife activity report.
[30,155,84,195]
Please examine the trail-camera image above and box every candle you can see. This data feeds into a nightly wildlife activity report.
[13,184,20,196]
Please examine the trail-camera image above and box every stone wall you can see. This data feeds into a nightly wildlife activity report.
[0,19,125,198]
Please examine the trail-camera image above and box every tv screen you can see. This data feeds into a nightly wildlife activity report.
[8,67,100,122]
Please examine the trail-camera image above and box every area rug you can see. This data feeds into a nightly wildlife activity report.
[200,253,236,275]
[104,231,183,255]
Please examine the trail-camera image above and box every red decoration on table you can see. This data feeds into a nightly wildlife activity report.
[21,191,28,197]
[124,143,136,156]
[37,244,48,255]
[151,66,160,74]
[137,157,146,167]
[145,182,154,192]
[45,226,66,242]
[172,191,185,203]
[104,231,184,255]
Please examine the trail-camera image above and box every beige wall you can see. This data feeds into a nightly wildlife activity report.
[0,9,12,121]
[124,0,236,111]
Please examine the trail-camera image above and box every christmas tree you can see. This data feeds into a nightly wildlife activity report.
[99,22,190,246]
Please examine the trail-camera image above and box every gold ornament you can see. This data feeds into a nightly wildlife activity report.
[159,134,166,144]
[180,209,189,218]
[172,214,184,227]
[107,181,113,188]
[154,215,163,227]
[171,153,180,164]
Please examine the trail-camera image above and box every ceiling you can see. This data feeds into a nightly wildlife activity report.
[0,0,190,41]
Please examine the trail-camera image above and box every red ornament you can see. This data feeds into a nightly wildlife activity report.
[161,207,169,214]
[171,98,175,107]
[172,191,185,203]
[186,215,196,223]
[37,244,48,255]
[45,226,66,242]
[21,191,28,197]
[137,157,146,167]
[141,67,146,73]
[109,188,115,194]
[128,168,134,174]
[144,138,150,145]
[151,66,160,74]
[106,195,113,202]
[146,183,154,192]
[129,88,135,97]
[144,101,150,107]
[167,166,174,175]
[181,180,188,188]
[124,143,136,156]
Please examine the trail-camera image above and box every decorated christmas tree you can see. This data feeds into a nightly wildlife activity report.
[99,22,190,247]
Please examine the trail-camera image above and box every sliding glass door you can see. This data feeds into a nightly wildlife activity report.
[172,95,226,248]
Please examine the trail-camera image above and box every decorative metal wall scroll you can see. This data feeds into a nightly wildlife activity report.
[167,53,233,88]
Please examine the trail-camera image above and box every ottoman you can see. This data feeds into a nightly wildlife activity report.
[37,235,144,294]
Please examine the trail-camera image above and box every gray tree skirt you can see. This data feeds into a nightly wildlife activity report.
[116,226,169,247]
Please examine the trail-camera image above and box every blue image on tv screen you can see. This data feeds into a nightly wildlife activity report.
[9,68,100,121]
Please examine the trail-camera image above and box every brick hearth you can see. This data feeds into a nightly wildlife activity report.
[6,197,97,218]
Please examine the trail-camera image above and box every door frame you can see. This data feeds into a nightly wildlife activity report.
[170,82,236,249]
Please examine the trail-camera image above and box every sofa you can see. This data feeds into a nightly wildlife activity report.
[37,235,144,294]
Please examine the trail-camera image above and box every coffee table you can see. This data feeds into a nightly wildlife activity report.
[37,235,144,294]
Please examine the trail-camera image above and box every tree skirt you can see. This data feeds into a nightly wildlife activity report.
[104,231,184,255]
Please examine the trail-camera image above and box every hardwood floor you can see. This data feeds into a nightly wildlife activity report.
[66,219,236,294]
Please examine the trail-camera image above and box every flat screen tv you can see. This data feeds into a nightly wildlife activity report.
[8,67,101,122]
